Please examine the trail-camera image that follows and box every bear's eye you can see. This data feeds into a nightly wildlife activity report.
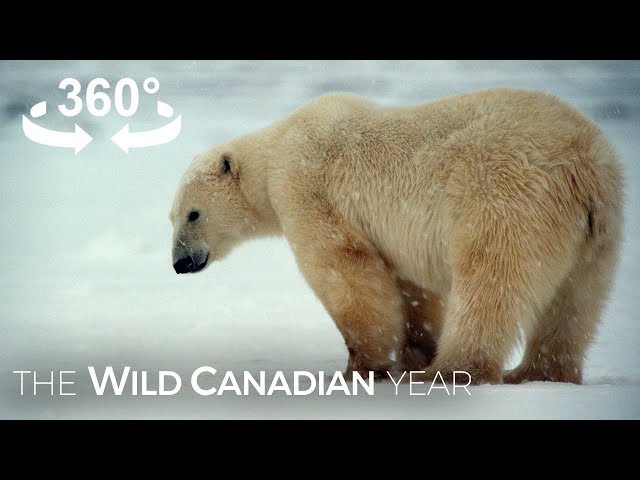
[222,155,231,174]
[187,210,200,222]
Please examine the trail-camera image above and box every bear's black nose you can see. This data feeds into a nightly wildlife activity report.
[173,253,209,274]
[173,256,195,274]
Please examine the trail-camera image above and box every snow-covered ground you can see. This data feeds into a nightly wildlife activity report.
[0,60,638,419]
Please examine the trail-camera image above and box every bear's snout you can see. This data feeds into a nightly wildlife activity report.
[173,253,209,274]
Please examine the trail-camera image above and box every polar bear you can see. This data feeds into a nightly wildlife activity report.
[170,89,623,384]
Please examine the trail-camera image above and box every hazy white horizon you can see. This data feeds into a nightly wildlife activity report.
[0,60,638,418]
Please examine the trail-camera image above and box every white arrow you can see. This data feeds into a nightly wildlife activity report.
[111,115,182,154]
[22,115,92,154]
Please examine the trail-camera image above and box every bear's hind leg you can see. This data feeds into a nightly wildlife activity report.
[425,200,579,384]
[505,240,619,384]
[428,270,530,384]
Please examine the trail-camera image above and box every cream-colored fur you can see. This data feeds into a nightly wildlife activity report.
[170,88,623,384]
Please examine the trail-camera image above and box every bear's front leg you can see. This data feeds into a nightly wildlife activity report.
[397,279,443,370]
[286,211,405,378]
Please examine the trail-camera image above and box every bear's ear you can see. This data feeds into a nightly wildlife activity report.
[220,154,233,175]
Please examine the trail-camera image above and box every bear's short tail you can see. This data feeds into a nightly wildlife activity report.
[572,130,624,251]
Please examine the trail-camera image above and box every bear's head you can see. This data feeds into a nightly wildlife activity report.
[170,144,263,274]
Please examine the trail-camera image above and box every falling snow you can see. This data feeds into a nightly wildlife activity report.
[0,60,638,419]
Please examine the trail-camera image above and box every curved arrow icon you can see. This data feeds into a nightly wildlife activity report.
[111,115,182,154]
[22,115,92,154]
